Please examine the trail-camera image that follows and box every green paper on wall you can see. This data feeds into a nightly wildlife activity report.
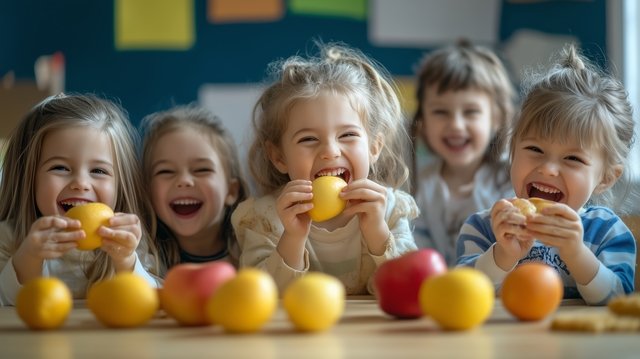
[115,0,194,50]
[289,0,367,20]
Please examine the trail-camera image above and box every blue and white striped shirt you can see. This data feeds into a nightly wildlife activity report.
[456,206,635,305]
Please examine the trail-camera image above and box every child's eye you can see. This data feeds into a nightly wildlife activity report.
[49,165,69,172]
[565,155,586,164]
[340,132,359,138]
[154,169,174,176]
[431,109,448,116]
[297,136,317,143]
[464,109,481,116]
[524,145,543,153]
[91,168,111,176]
[194,167,214,174]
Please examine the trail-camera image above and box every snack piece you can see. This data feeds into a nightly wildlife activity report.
[551,311,640,333]
[512,198,537,216]
[608,293,640,317]
[512,197,554,215]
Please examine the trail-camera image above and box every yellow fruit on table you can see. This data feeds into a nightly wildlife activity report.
[16,277,72,330]
[419,267,494,330]
[283,272,345,332]
[87,273,159,328]
[66,202,114,250]
[206,268,277,333]
[308,176,347,222]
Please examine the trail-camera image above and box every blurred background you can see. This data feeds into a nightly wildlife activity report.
[1,0,638,210]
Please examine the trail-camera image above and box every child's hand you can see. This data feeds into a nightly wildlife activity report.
[98,213,142,271]
[275,179,313,240]
[20,216,83,259]
[340,178,389,255]
[13,216,83,283]
[523,202,583,257]
[491,199,535,270]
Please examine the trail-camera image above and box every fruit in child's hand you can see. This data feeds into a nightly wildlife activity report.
[419,267,494,330]
[65,202,114,250]
[283,272,345,332]
[87,272,159,328]
[500,262,563,321]
[512,197,555,215]
[16,277,72,330]
[161,262,236,326]
[308,176,347,222]
[374,249,447,318]
[207,268,277,333]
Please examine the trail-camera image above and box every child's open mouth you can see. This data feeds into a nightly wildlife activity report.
[527,183,563,202]
[314,168,350,183]
[170,199,203,216]
[59,200,92,213]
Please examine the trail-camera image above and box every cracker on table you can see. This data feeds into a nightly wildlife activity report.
[608,293,640,317]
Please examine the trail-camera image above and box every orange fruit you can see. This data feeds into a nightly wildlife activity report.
[419,268,494,330]
[66,202,114,250]
[308,176,347,222]
[283,272,345,332]
[512,198,537,216]
[87,273,159,328]
[528,197,555,212]
[16,277,72,330]
[500,262,563,321]
[206,268,278,333]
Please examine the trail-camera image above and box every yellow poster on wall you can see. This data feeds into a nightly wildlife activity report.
[115,0,194,50]
[208,0,283,23]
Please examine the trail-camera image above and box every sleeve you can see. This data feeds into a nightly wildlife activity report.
[370,189,419,265]
[576,212,636,305]
[454,210,512,286]
[232,197,308,292]
[132,253,162,288]
[0,223,21,306]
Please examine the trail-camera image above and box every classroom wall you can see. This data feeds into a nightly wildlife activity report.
[1,0,608,127]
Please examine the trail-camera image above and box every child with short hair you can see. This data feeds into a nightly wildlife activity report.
[141,105,248,275]
[233,43,419,294]
[411,40,516,265]
[456,44,636,304]
[0,93,160,305]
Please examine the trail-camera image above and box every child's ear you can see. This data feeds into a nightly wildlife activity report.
[266,141,288,174]
[369,133,385,164]
[594,165,623,194]
[225,178,241,205]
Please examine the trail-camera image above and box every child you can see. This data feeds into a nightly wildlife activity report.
[0,93,161,306]
[456,44,636,305]
[232,43,419,294]
[411,40,516,265]
[140,105,247,275]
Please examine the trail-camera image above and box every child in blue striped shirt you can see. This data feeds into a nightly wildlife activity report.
[456,44,636,305]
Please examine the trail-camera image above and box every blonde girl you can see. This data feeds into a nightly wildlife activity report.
[141,105,248,275]
[411,40,516,265]
[0,93,160,305]
[233,43,419,294]
[457,45,636,304]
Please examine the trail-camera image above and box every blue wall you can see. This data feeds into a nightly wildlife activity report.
[0,0,607,125]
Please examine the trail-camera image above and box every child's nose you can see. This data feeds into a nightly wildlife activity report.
[176,172,194,188]
[537,161,560,176]
[69,173,91,191]
[320,140,340,159]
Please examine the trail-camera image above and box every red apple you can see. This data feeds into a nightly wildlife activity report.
[160,262,236,326]
[373,249,447,318]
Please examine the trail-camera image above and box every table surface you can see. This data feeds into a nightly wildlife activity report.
[1,297,639,359]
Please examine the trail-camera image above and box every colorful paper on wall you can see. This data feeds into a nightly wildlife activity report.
[208,0,283,23]
[289,0,367,20]
[395,76,417,119]
[115,0,194,50]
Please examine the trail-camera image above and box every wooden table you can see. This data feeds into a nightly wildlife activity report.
[1,298,638,358]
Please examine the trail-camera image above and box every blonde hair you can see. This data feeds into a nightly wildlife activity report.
[140,104,248,272]
[411,40,516,191]
[0,93,159,290]
[511,44,635,208]
[249,42,410,195]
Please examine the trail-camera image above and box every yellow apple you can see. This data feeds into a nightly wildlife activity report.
[308,176,347,222]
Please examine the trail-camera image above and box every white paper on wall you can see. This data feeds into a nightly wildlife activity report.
[369,0,501,47]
